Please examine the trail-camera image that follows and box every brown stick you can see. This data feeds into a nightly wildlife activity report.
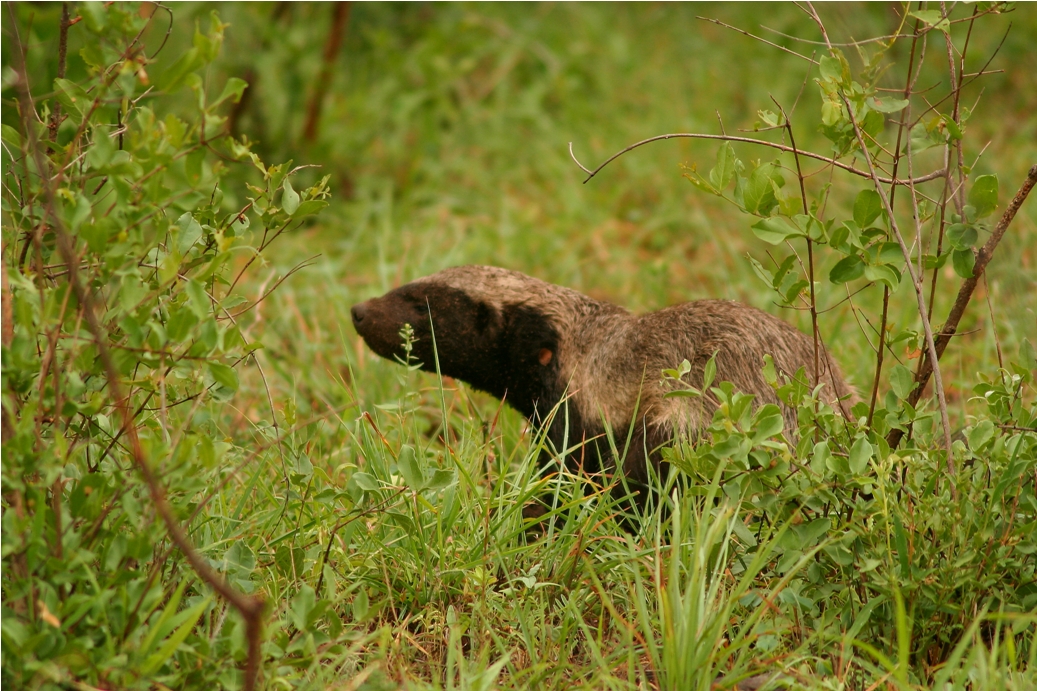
[302,2,350,142]
[48,3,71,142]
[887,164,1037,449]
[569,134,946,187]
[8,16,267,691]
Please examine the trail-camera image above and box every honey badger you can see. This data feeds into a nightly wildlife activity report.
[351,265,857,488]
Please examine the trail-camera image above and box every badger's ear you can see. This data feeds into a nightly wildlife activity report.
[502,303,560,367]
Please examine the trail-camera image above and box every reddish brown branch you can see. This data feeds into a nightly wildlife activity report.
[887,164,1037,449]
[48,3,71,142]
[302,2,350,142]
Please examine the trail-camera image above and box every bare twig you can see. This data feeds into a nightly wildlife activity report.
[568,132,946,186]
[697,16,818,64]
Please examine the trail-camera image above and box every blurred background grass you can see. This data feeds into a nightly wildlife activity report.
[14,1,1037,428]
[215,2,1036,431]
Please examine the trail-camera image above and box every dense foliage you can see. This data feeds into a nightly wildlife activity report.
[3,3,1035,690]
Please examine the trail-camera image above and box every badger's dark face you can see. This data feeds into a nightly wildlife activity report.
[350,272,563,419]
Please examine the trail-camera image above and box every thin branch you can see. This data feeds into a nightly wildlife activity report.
[568,132,946,186]
[696,16,819,64]
[48,3,71,142]
[772,97,820,396]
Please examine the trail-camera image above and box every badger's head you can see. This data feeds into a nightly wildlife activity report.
[351,266,591,419]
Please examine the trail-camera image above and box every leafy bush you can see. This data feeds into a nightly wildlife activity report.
[2,6,328,689]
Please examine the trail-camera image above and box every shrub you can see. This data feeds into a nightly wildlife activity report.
[2,6,328,689]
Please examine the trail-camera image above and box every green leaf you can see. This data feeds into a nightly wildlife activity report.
[87,125,115,169]
[848,437,873,475]
[866,96,909,113]
[910,9,949,33]
[864,263,901,290]
[140,596,211,676]
[811,441,831,475]
[968,174,998,218]
[79,2,109,32]
[54,78,90,120]
[683,170,717,194]
[829,254,865,284]
[821,99,843,127]
[940,114,963,141]
[397,445,423,490]
[703,351,718,390]
[425,469,456,491]
[951,248,975,278]
[211,77,248,109]
[946,223,978,250]
[353,472,379,491]
[892,513,910,579]
[861,109,885,139]
[741,162,782,215]
[751,216,803,245]
[70,193,93,231]
[282,178,300,216]
[874,242,903,264]
[185,279,210,319]
[751,407,784,444]
[165,305,198,342]
[207,362,239,394]
[0,124,22,149]
[908,121,942,154]
[794,518,832,549]
[663,388,702,399]
[853,189,883,227]
[747,255,774,286]
[139,579,189,658]
[290,199,328,219]
[708,142,737,191]
[889,364,915,399]
[352,588,370,621]
[158,46,205,93]
[177,212,205,255]
[819,55,844,84]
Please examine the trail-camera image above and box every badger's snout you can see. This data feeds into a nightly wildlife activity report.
[350,296,417,361]
[350,301,370,328]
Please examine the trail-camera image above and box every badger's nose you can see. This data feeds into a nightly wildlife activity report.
[350,302,368,327]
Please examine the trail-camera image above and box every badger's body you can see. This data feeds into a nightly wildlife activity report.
[351,265,857,486]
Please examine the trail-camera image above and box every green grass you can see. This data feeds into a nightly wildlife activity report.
[4,3,1037,689]
[218,5,1037,688]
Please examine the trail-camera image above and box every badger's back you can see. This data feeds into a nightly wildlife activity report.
[555,299,856,476]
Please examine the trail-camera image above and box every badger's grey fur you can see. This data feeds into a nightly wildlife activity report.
[351,265,857,488]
